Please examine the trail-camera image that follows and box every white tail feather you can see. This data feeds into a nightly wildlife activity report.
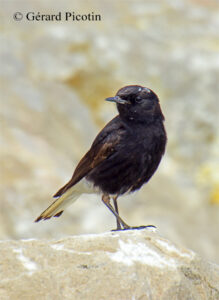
[35,177,100,222]
[35,186,80,222]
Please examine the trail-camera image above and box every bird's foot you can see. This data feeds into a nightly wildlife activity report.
[111,227,122,232]
[124,225,156,231]
[111,225,156,232]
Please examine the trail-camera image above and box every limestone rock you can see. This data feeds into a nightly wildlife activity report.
[0,230,219,300]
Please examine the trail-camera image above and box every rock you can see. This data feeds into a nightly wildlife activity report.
[0,230,219,300]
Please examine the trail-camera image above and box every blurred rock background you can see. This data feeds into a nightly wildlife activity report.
[0,0,219,263]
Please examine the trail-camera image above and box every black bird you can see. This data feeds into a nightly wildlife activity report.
[35,85,167,230]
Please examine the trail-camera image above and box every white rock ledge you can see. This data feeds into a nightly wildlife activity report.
[0,230,219,300]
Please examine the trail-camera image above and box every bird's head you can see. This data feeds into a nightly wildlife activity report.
[105,85,164,124]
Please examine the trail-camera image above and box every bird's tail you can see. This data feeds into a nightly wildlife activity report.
[35,187,80,222]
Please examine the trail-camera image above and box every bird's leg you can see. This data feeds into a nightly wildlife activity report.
[112,195,122,230]
[102,195,130,230]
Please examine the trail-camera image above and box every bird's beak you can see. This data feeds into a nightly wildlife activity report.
[105,96,130,105]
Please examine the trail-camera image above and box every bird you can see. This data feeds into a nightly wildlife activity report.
[35,85,167,230]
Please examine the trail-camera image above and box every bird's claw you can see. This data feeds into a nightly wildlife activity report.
[111,225,156,232]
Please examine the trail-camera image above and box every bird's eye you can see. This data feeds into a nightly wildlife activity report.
[135,96,142,103]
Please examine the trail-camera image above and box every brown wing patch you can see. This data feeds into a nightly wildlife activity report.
[53,142,116,198]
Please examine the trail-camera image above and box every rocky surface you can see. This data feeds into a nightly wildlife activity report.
[0,230,219,300]
[0,0,219,265]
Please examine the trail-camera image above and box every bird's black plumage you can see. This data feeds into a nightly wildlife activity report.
[35,85,167,230]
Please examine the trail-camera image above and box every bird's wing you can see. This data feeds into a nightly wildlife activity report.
[53,116,123,197]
